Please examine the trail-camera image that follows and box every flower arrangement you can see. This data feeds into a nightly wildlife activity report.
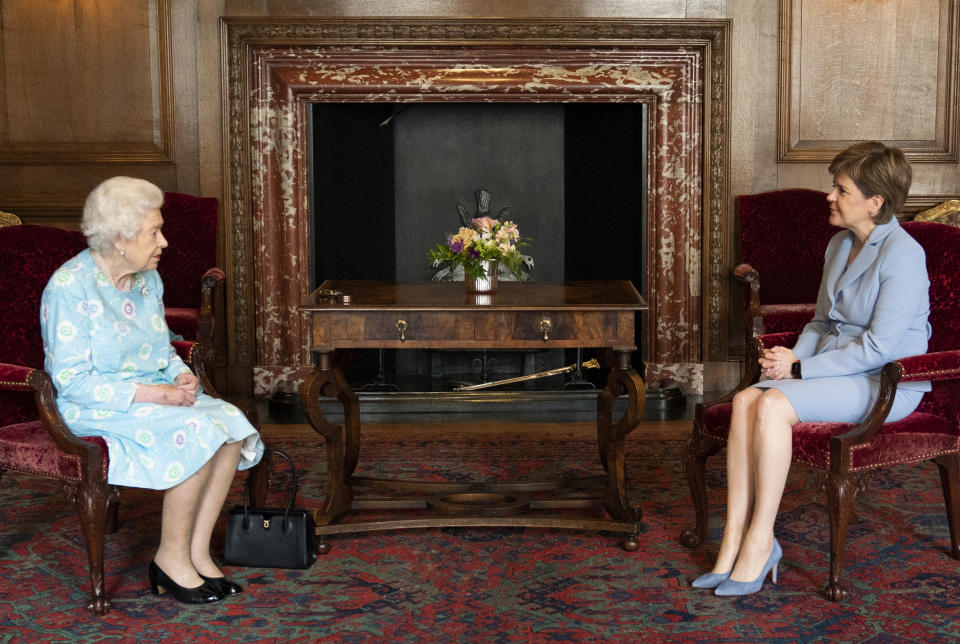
[429,216,532,281]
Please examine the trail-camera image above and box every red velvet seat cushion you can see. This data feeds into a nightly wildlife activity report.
[0,421,108,482]
[702,403,960,472]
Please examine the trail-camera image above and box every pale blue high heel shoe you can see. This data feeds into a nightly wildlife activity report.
[691,570,732,589]
[714,539,782,596]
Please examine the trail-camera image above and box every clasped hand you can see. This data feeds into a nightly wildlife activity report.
[759,345,798,380]
[134,372,200,406]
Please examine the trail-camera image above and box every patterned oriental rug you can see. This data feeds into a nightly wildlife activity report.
[1,425,958,642]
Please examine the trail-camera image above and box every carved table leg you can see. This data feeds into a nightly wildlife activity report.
[596,350,645,522]
[301,351,361,527]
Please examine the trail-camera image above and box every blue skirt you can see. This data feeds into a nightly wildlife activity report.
[752,375,923,423]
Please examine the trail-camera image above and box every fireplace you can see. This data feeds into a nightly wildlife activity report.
[222,18,732,396]
[310,101,648,390]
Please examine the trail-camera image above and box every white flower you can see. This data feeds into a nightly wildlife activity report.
[92,409,113,420]
[53,269,75,286]
[57,320,77,342]
[172,430,188,449]
[135,429,155,447]
[121,299,136,320]
[93,384,114,402]
[63,405,81,423]
[163,462,185,483]
[151,314,166,332]
[138,453,155,471]
[120,361,138,374]
[139,343,152,360]
[114,321,129,336]
[56,367,78,386]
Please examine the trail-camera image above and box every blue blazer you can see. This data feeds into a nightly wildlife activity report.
[793,217,931,392]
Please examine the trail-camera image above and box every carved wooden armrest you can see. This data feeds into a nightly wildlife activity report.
[829,351,960,467]
[171,340,218,398]
[198,267,225,346]
[0,362,105,472]
[733,263,762,336]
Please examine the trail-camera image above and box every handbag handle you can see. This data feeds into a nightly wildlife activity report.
[241,448,299,530]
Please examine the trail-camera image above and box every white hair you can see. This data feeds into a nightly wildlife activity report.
[81,177,164,254]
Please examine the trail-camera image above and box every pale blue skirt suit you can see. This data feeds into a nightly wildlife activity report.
[754,218,931,423]
[40,251,264,490]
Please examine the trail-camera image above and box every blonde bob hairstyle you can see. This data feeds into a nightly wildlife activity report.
[81,177,164,254]
[828,141,912,225]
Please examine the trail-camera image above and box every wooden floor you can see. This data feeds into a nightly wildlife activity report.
[260,419,691,441]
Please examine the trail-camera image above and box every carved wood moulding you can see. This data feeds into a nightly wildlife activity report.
[0,0,174,165]
[222,18,731,394]
[778,0,960,162]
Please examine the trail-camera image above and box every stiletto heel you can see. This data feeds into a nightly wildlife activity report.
[148,561,224,604]
[714,539,782,597]
[691,570,732,589]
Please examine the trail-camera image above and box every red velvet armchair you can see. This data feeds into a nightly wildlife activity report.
[682,220,960,601]
[734,189,837,337]
[0,223,262,615]
[157,192,224,344]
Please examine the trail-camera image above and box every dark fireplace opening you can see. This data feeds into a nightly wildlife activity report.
[310,102,647,393]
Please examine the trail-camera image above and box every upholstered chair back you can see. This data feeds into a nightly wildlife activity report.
[0,225,86,426]
[736,188,836,305]
[157,192,219,310]
[903,220,960,423]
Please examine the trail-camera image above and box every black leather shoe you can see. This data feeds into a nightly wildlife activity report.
[200,574,243,595]
[148,561,224,604]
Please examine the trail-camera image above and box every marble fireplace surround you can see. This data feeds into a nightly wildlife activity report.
[222,18,731,395]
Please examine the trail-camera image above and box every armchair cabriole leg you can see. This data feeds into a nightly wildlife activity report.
[825,470,858,602]
[72,479,112,615]
[934,453,960,560]
[679,412,722,548]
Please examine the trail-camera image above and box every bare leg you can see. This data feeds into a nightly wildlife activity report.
[190,441,242,578]
[154,460,213,588]
[729,388,797,582]
[710,387,763,574]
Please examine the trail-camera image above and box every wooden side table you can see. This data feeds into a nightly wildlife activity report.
[300,280,648,550]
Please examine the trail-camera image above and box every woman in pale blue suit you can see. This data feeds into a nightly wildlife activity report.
[693,142,931,596]
[41,177,264,605]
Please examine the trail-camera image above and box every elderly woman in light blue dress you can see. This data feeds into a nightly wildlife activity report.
[41,176,264,605]
[693,142,931,596]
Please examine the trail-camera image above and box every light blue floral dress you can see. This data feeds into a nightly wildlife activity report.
[40,250,263,490]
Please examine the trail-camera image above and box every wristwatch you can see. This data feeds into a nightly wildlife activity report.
[791,360,802,378]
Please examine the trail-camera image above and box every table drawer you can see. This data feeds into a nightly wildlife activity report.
[474,311,633,346]
[312,311,474,347]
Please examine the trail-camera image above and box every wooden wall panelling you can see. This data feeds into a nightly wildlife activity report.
[778,0,960,162]
[0,0,175,227]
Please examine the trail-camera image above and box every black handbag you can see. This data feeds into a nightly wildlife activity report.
[224,449,318,569]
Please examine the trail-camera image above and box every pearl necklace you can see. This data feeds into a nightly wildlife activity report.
[92,251,134,292]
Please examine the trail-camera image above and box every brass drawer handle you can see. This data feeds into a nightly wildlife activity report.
[538,318,552,341]
[396,319,407,341]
